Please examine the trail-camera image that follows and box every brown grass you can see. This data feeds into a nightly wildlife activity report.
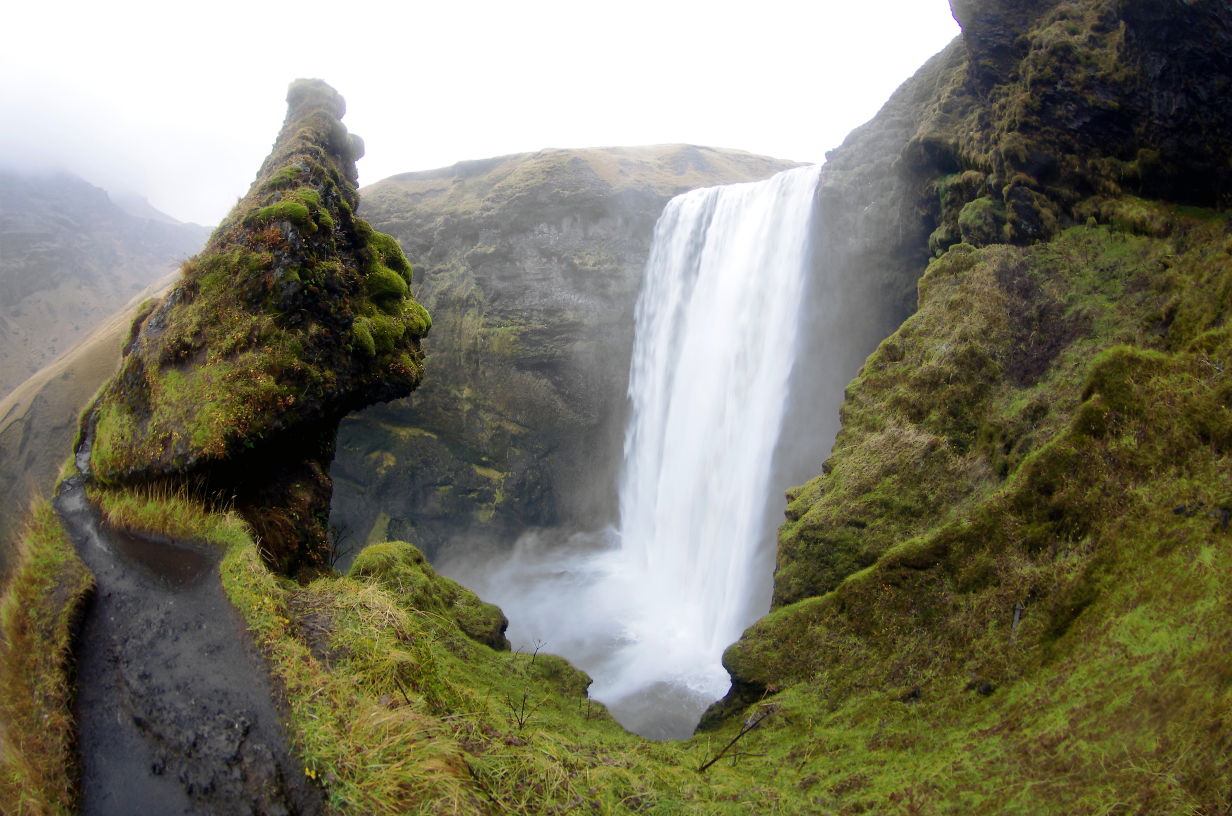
[0,501,93,815]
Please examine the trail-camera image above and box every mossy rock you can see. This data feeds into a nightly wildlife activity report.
[349,541,509,649]
[957,196,1007,246]
[83,79,430,575]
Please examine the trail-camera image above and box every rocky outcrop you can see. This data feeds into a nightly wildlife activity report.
[82,80,429,575]
[772,0,1232,607]
[0,171,207,398]
[699,4,1232,809]
[329,146,797,562]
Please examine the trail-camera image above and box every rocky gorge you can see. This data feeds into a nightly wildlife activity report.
[0,0,1230,812]
[328,145,797,564]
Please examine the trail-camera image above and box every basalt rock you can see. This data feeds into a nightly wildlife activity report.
[908,0,1232,260]
[82,80,429,576]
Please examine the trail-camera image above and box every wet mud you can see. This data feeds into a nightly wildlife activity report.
[56,477,324,815]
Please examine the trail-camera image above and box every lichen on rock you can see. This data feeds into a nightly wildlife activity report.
[83,79,429,575]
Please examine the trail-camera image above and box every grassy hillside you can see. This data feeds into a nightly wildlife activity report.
[716,203,1232,812]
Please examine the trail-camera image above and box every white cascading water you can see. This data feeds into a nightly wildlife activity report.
[618,163,822,656]
[441,164,822,739]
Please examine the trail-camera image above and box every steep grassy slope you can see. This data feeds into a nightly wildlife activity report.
[0,504,92,815]
[703,0,1232,810]
[0,274,174,574]
[0,171,207,398]
[713,206,1232,812]
[330,147,798,561]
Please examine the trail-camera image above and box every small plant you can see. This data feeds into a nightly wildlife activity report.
[502,691,542,730]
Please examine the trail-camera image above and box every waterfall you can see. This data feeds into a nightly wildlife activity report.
[440,164,823,739]
[618,164,821,656]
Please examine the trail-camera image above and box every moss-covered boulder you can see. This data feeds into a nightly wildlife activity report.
[349,540,509,649]
[82,79,428,575]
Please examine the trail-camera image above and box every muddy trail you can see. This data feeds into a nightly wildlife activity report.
[55,476,325,815]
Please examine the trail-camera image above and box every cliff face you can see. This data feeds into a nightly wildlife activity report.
[82,80,429,574]
[699,1,1232,809]
[773,0,1232,606]
[329,146,798,561]
[0,171,207,398]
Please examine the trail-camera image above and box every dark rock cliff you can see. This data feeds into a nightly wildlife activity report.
[329,146,797,562]
[81,80,429,575]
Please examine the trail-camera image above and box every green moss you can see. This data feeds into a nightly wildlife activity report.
[406,300,432,336]
[1081,345,1173,417]
[252,199,313,229]
[366,265,409,302]
[366,312,405,353]
[368,230,412,279]
[957,196,1007,245]
[349,541,508,648]
[351,317,376,357]
[267,164,305,188]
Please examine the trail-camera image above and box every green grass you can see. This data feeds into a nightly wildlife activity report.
[0,502,93,816]
[89,485,817,814]
[736,200,1232,813]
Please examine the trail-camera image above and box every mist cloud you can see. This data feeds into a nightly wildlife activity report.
[1,0,957,224]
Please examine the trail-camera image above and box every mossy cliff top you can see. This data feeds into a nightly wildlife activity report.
[841,0,1232,264]
[83,79,429,574]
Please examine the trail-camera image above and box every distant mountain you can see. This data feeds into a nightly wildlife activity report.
[108,190,201,226]
[0,171,209,397]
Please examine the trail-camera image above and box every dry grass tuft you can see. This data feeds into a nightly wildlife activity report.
[0,501,93,816]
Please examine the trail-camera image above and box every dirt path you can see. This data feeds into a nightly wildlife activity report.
[56,477,324,815]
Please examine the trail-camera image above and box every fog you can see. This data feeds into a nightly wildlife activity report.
[2,0,958,225]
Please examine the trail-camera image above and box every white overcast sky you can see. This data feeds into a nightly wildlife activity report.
[1,0,959,225]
